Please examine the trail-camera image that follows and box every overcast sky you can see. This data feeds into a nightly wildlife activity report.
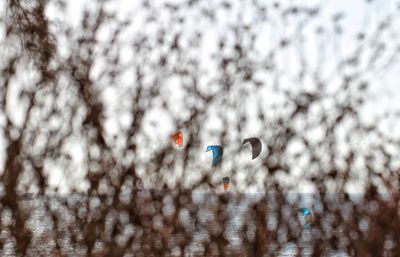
[1,0,400,194]
[48,0,400,133]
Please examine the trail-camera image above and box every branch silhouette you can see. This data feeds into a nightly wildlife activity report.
[0,0,400,256]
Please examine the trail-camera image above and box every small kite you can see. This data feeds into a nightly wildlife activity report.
[223,177,230,191]
[298,208,313,228]
[242,137,262,160]
[206,145,223,167]
[172,131,183,147]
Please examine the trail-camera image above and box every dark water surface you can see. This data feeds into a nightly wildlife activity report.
[2,193,396,256]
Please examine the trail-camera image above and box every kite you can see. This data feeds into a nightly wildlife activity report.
[223,177,230,191]
[242,137,262,160]
[172,131,183,148]
[206,145,223,167]
[298,208,313,228]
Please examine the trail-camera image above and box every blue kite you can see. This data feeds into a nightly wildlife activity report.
[206,145,223,167]
[298,207,313,228]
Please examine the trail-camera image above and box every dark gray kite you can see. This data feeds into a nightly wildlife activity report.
[242,137,262,160]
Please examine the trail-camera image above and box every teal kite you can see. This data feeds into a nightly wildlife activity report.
[206,145,223,167]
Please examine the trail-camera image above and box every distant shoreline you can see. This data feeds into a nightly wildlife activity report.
[9,191,393,200]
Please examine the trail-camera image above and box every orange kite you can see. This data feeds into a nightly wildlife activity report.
[223,177,230,191]
[172,131,183,147]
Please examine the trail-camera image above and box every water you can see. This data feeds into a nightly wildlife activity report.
[1,193,395,256]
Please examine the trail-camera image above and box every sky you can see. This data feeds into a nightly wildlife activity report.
[1,0,400,194]
[78,0,400,134]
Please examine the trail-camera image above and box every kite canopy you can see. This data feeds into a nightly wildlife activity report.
[242,137,262,160]
[206,145,223,167]
[172,131,183,147]
[298,207,311,216]
[298,208,313,227]
[223,177,230,190]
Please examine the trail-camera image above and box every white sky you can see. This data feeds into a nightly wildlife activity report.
[2,0,400,194]
[46,0,400,127]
